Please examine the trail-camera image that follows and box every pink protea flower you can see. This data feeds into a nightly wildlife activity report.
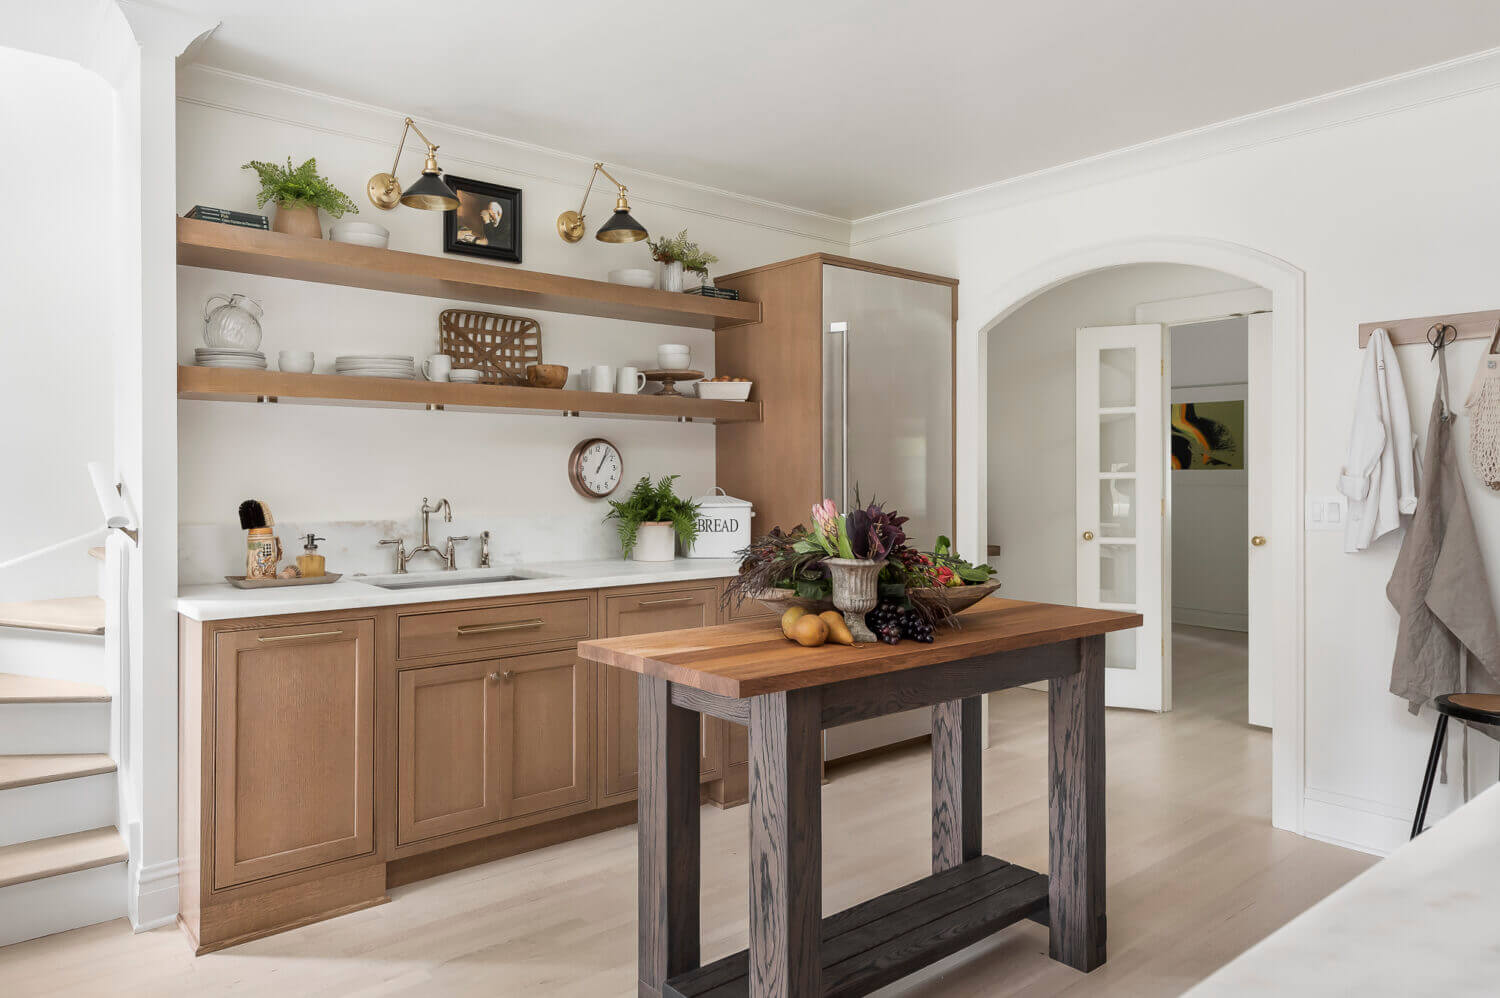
[811,498,839,536]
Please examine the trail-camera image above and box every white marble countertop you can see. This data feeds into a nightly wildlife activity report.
[177,557,743,621]
[1185,781,1500,996]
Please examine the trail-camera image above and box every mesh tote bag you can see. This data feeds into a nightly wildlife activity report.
[1465,321,1500,491]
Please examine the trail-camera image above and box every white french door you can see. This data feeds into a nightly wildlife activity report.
[1076,324,1168,711]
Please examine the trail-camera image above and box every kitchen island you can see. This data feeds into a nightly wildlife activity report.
[579,598,1141,998]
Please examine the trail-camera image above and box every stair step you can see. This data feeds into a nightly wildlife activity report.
[0,598,105,636]
[0,826,126,890]
[0,673,109,704]
[0,754,115,791]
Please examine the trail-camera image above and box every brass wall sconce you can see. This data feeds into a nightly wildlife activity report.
[557,162,647,243]
[368,117,461,211]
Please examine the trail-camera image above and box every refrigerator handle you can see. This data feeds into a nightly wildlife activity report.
[826,322,850,510]
[841,323,849,510]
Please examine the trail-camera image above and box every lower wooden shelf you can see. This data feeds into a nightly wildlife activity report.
[664,855,1048,997]
[177,366,762,424]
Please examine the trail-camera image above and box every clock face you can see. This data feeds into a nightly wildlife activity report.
[569,438,623,498]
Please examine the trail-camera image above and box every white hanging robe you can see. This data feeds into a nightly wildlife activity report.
[1340,328,1418,552]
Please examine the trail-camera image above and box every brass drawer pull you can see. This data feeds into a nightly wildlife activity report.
[487,671,514,682]
[638,597,697,607]
[257,629,343,643]
[456,618,545,636]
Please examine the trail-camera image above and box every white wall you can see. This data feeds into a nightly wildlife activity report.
[1172,317,1249,632]
[853,64,1500,854]
[986,265,1252,607]
[0,47,116,602]
[174,67,844,575]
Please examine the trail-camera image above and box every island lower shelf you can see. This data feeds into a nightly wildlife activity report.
[177,366,762,423]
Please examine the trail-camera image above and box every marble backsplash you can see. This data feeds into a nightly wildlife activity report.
[180,513,624,584]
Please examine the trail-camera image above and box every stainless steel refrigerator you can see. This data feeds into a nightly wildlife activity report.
[821,264,955,758]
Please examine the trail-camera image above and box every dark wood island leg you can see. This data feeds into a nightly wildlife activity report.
[932,696,983,873]
[748,688,823,997]
[639,675,702,998]
[1047,634,1106,972]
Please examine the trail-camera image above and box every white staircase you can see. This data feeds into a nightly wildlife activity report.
[0,580,127,948]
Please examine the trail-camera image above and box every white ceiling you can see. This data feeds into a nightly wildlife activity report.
[168,0,1500,220]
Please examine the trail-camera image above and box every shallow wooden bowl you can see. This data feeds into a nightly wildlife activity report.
[747,588,835,615]
[526,363,569,389]
[908,577,1003,614]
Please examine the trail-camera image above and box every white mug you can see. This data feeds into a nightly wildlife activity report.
[588,364,614,392]
[616,366,647,394]
[422,354,452,382]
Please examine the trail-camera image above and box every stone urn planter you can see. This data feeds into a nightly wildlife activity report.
[272,202,323,239]
[824,557,886,643]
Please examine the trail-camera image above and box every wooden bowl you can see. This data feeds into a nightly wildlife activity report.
[526,363,569,389]
[746,588,835,615]
[908,577,1003,615]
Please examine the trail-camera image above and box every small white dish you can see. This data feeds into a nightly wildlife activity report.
[696,380,753,401]
[278,350,315,374]
[657,343,691,370]
[609,268,656,289]
[329,221,390,249]
[449,369,483,383]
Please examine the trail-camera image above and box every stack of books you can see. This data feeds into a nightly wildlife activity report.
[684,285,741,301]
[184,205,269,230]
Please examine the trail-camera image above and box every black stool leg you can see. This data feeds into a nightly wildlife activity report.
[1411,713,1449,839]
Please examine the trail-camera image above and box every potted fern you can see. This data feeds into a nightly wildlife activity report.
[606,475,701,561]
[242,157,359,239]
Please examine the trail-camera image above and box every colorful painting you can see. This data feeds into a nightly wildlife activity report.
[1171,400,1244,470]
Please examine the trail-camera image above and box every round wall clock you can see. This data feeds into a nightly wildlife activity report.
[568,438,623,498]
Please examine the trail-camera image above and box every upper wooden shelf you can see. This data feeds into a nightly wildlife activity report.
[176,217,762,330]
[177,366,762,424]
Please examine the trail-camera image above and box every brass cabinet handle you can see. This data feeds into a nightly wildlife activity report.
[488,670,513,681]
[1081,531,1095,541]
[638,596,696,607]
[456,618,545,635]
[257,629,343,643]
[1251,535,1267,547]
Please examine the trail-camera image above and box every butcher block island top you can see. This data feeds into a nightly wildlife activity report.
[577,597,1142,698]
[578,597,1142,997]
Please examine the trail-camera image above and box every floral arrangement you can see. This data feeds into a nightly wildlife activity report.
[724,494,995,625]
[646,229,719,274]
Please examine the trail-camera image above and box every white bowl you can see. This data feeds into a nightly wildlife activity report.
[657,344,691,370]
[278,350,315,374]
[449,369,483,383]
[695,380,753,401]
[609,268,656,289]
[330,221,390,249]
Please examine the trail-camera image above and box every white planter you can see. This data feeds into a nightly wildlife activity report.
[659,260,684,293]
[633,522,676,562]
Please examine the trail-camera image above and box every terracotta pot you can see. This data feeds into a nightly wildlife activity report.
[272,202,323,239]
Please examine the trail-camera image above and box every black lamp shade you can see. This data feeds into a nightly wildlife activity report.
[401,170,460,211]
[595,208,647,243]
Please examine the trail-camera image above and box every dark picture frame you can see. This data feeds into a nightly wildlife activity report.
[442,175,522,263]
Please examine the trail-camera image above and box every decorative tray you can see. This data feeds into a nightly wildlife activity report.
[225,573,343,590]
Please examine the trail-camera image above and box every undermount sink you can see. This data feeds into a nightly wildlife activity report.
[364,571,544,591]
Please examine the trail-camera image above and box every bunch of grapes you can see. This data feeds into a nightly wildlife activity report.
[865,601,935,645]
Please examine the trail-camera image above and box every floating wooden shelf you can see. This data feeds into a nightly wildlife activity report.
[178,366,762,423]
[177,218,761,330]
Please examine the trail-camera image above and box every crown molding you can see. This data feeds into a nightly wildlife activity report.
[176,64,852,248]
[851,45,1500,248]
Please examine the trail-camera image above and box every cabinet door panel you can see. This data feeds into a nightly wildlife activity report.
[500,648,593,821]
[599,587,719,803]
[397,660,501,845]
[212,619,375,890]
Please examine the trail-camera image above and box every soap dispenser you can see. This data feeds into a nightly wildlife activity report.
[297,534,327,578]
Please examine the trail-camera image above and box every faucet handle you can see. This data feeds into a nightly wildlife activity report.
[443,535,470,571]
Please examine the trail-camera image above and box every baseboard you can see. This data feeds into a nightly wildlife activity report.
[130,857,179,931]
[1301,791,1408,858]
[1173,607,1248,632]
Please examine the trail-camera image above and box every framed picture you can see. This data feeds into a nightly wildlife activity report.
[1170,385,1246,471]
[443,176,522,263]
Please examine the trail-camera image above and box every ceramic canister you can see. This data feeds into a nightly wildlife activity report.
[246,527,282,580]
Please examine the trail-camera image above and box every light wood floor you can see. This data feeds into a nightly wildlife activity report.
[1,625,1373,996]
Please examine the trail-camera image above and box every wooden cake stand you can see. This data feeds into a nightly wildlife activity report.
[643,369,704,398]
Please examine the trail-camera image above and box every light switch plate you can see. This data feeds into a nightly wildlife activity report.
[1306,495,1347,531]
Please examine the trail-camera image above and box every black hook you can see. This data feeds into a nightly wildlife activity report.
[1427,322,1457,360]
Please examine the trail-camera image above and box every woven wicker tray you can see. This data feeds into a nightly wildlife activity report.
[439,308,542,385]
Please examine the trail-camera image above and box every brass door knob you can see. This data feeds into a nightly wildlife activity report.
[1251,535,1267,547]
[1082,530,1095,541]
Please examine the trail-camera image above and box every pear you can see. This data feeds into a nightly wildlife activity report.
[780,606,808,639]
[789,614,829,647]
[819,611,855,645]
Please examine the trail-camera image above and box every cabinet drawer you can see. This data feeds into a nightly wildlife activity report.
[397,597,591,662]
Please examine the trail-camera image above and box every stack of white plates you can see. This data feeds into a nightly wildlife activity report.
[195,348,267,369]
[335,354,416,379]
